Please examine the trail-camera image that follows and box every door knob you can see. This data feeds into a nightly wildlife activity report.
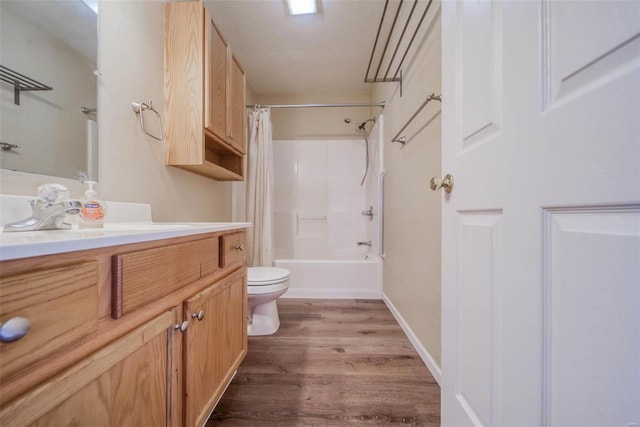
[430,174,454,193]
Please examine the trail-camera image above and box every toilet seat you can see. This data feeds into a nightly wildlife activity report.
[248,267,290,286]
[247,281,289,295]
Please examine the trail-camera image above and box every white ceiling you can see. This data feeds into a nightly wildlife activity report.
[4,0,390,96]
[205,0,387,95]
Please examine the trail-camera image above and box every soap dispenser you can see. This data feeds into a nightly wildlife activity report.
[79,181,105,228]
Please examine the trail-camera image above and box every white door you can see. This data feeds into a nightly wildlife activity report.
[440,1,640,425]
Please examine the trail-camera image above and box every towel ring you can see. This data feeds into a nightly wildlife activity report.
[132,100,163,141]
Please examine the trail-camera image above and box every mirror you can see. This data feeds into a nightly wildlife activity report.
[0,0,98,181]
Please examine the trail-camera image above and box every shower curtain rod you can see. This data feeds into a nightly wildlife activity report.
[245,101,385,109]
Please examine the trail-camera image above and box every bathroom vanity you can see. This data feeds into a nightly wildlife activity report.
[0,223,249,427]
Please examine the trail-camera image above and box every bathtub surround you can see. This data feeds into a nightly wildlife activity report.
[246,108,274,266]
[231,90,372,223]
[275,256,382,299]
[271,131,383,299]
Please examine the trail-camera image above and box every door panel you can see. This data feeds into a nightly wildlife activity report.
[543,206,640,426]
[460,0,503,148]
[456,211,503,426]
[442,0,640,425]
[544,0,640,107]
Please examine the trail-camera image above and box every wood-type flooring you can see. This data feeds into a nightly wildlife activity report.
[208,299,440,426]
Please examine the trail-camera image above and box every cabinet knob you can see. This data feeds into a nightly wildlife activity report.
[175,321,189,332]
[0,316,30,343]
[229,133,236,140]
[192,310,205,321]
[235,244,244,251]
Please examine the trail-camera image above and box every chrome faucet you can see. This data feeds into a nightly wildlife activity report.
[357,241,372,247]
[4,199,82,232]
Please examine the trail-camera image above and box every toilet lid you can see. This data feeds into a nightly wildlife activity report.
[248,267,290,286]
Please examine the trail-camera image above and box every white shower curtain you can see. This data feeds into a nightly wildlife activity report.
[246,108,273,267]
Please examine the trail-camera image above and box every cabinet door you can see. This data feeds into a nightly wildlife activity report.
[183,268,247,427]
[0,310,180,427]
[228,54,246,154]
[204,8,228,143]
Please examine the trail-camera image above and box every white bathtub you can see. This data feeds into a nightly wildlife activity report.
[275,253,382,299]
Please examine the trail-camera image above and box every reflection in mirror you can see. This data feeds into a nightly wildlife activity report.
[0,0,98,181]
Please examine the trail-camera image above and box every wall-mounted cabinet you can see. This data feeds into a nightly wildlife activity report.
[165,1,246,181]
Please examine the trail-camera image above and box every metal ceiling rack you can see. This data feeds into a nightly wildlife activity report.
[391,92,441,145]
[0,65,53,106]
[365,0,435,95]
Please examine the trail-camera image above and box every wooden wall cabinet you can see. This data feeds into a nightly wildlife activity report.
[0,229,248,427]
[165,1,246,181]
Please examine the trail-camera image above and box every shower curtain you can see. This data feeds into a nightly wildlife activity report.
[246,108,274,267]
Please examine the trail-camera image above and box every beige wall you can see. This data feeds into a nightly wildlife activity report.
[1,1,233,222]
[371,11,442,367]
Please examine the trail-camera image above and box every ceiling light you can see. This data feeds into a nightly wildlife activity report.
[286,0,317,16]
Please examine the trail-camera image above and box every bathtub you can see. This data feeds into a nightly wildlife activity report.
[275,253,382,299]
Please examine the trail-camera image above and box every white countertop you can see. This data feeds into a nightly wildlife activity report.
[0,222,251,261]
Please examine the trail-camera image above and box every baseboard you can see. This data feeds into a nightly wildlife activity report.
[282,289,383,300]
[382,292,442,385]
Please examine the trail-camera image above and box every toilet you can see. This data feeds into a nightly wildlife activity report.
[247,267,290,336]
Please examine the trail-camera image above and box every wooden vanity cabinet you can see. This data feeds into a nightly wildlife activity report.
[1,310,180,427]
[165,1,246,181]
[0,228,247,427]
[184,269,247,427]
[0,262,99,382]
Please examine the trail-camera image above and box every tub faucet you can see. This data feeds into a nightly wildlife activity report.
[357,241,372,247]
[4,199,83,232]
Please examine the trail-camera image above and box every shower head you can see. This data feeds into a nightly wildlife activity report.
[344,117,362,128]
[344,117,375,130]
